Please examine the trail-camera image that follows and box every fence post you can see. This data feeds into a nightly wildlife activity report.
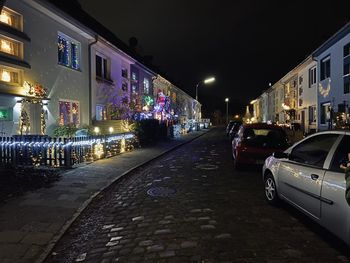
[64,138,72,168]
[11,137,16,167]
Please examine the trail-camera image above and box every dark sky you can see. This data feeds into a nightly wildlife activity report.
[77,0,350,117]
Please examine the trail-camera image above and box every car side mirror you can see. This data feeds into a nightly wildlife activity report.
[273,151,289,159]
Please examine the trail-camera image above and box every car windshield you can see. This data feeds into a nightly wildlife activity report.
[243,128,288,148]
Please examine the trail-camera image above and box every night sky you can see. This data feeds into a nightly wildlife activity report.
[77,0,350,117]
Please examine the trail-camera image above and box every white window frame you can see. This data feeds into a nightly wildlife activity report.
[0,7,23,31]
[57,32,81,70]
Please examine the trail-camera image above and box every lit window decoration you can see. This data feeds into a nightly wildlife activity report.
[58,33,80,70]
[1,39,12,54]
[120,138,126,153]
[143,78,150,94]
[1,69,11,82]
[0,8,21,30]
[318,81,331,98]
[0,12,10,25]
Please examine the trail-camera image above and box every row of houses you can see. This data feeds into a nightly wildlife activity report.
[0,0,201,137]
[250,22,350,134]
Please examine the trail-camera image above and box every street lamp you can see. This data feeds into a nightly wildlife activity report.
[225,98,229,125]
[196,76,215,101]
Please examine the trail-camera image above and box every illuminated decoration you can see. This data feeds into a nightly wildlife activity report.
[58,33,80,70]
[41,109,46,135]
[94,127,100,135]
[59,100,79,126]
[23,81,47,98]
[318,81,331,98]
[1,70,11,82]
[120,138,126,153]
[0,12,10,25]
[0,109,8,120]
[143,95,154,106]
[1,39,12,54]
[282,103,290,110]
[94,142,104,159]
[19,104,30,135]
[109,127,114,134]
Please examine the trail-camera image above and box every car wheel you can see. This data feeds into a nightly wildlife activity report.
[264,173,279,205]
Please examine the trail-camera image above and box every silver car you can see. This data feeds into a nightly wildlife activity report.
[263,130,350,245]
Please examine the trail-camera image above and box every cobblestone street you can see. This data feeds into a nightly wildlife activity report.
[46,128,350,263]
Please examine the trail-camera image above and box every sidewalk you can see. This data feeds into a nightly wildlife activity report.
[0,130,208,263]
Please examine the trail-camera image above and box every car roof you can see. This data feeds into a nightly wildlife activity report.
[242,123,283,130]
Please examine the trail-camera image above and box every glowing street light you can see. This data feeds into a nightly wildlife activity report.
[196,76,215,101]
[225,97,229,125]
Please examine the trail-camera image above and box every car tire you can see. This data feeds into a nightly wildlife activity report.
[264,173,279,206]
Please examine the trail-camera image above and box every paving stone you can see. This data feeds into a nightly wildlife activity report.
[159,220,171,225]
[0,230,25,243]
[21,232,53,245]
[119,248,132,255]
[110,236,123,241]
[159,250,175,258]
[106,241,119,247]
[139,240,153,247]
[132,247,145,254]
[110,227,123,232]
[180,241,197,248]
[200,225,216,230]
[215,233,232,239]
[147,244,164,252]
[132,216,144,222]
[154,229,171,235]
[198,216,210,221]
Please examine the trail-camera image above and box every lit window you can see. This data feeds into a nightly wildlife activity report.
[58,32,80,70]
[0,67,19,84]
[0,36,20,57]
[309,66,316,87]
[320,56,330,80]
[0,7,22,31]
[131,72,137,81]
[320,102,331,125]
[59,100,80,126]
[96,105,107,121]
[132,84,137,94]
[143,78,150,94]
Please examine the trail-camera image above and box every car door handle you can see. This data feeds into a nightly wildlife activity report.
[311,174,319,180]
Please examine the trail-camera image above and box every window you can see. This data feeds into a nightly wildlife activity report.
[96,54,110,80]
[344,43,350,58]
[290,134,339,168]
[320,102,331,125]
[59,100,80,126]
[58,33,80,70]
[96,105,107,121]
[0,7,22,31]
[299,76,303,85]
[330,135,350,172]
[143,78,150,94]
[242,128,288,148]
[131,72,137,81]
[320,56,330,80]
[309,105,316,124]
[122,68,128,78]
[345,82,350,94]
[122,81,128,92]
[0,66,19,84]
[344,63,350,76]
[309,66,316,87]
[0,36,21,57]
[132,84,137,94]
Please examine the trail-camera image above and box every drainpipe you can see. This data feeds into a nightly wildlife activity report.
[311,56,318,132]
[88,36,98,126]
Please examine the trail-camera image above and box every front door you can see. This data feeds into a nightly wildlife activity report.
[301,110,305,132]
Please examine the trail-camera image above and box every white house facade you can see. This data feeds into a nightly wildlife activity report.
[0,0,94,136]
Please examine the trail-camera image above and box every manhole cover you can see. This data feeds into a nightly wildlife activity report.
[147,187,177,197]
[195,164,219,170]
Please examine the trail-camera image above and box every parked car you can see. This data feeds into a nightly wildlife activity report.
[228,121,242,141]
[232,123,289,169]
[263,130,350,246]
[226,121,236,136]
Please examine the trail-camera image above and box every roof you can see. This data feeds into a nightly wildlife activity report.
[313,22,350,57]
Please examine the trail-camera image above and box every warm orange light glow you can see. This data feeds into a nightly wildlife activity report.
[1,70,11,82]
[0,12,10,25]
[1,39,12,54]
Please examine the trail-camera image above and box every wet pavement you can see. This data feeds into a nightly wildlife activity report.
[45,128,350,263]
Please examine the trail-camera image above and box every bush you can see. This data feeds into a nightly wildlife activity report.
[53,123,78,138]
[134,119,167,145]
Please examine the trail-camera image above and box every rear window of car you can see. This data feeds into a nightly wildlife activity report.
[243,128,288,148]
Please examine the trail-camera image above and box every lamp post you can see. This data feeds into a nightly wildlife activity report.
[225,98,229,125]
[195,76,215,102]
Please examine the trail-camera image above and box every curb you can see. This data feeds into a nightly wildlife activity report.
[36,130,209,263]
